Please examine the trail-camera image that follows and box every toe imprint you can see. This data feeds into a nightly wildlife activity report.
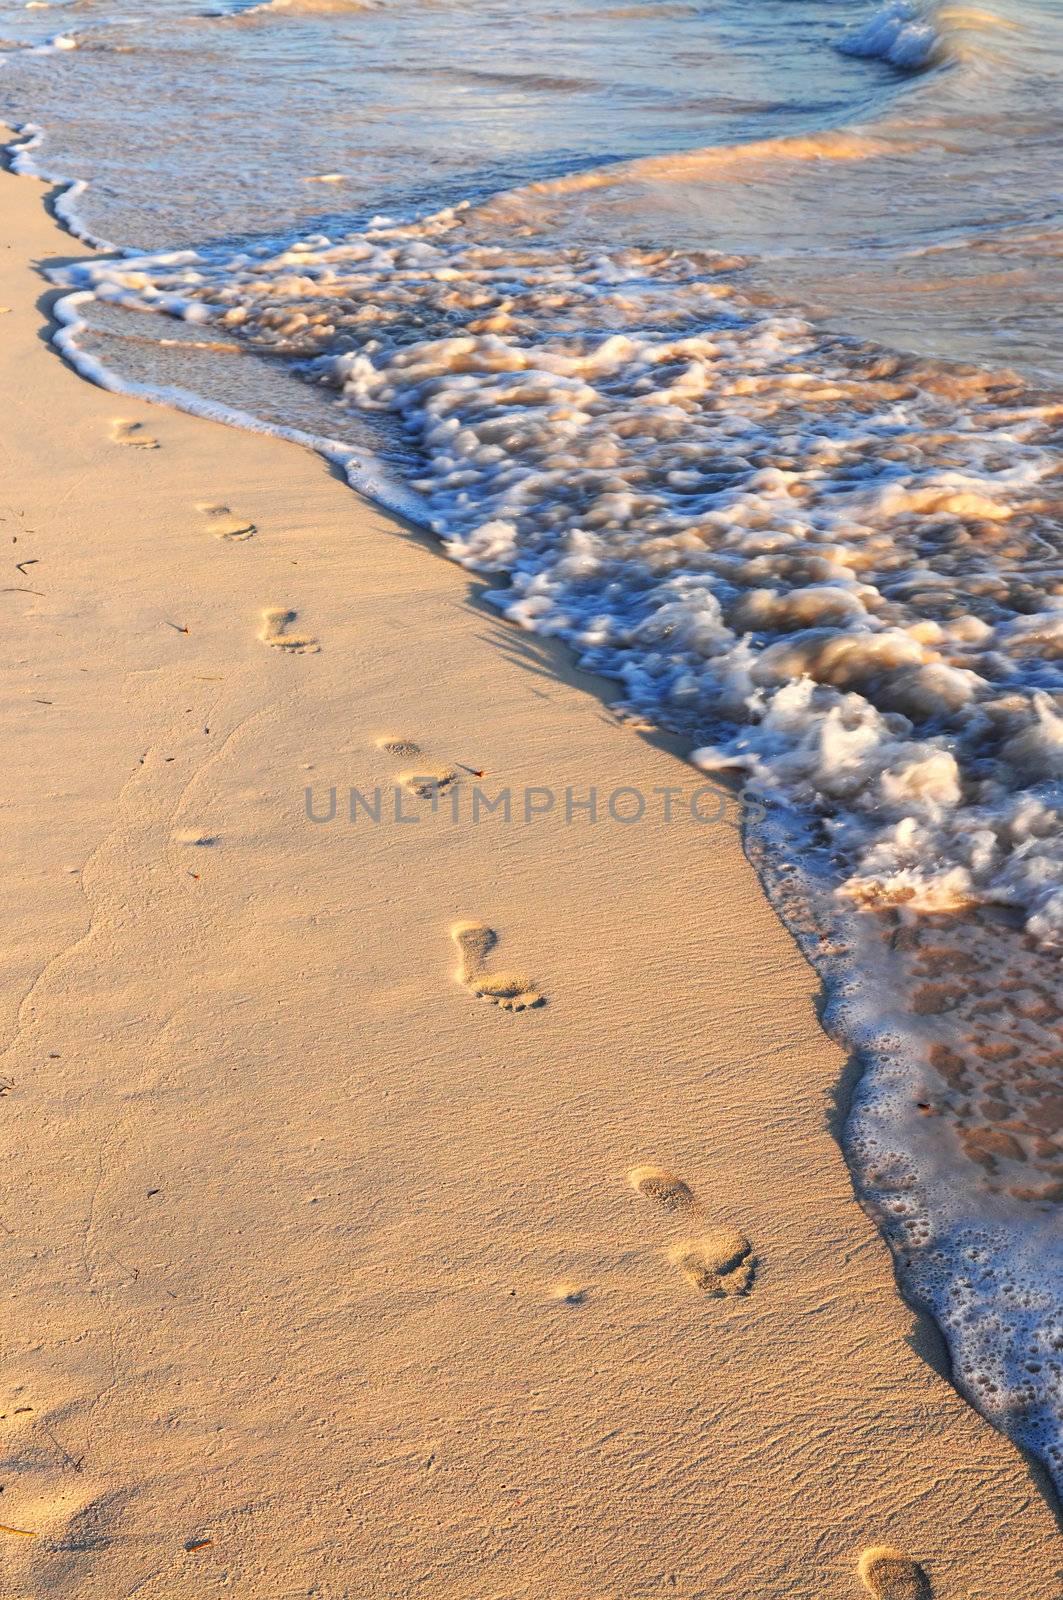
[669,1227,755,1296]
[259,607,319,653]
[470,971,543,1011]
[378,737,422,758]
[858,1548,932,1600]
[628,1165,697,1212]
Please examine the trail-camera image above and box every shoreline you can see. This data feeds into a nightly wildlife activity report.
[1,147,1060,1597]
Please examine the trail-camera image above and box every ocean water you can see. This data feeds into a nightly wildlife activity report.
[2,0,1062,1499]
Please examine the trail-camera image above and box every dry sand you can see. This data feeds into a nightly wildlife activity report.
[1,150,1060,1599]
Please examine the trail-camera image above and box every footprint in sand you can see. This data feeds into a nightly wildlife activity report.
[197,501,256,541]
[859,1548,932,1600]
[550,1281,588,1305]
[259,606,319,654]
[377,737,456,800]
[404,767,456,800]
[669,1227,755,1297]
[110,418,158,449]
[628,1165,756,1295]
[451,922,544,1012]
[628,1165,697,1213]
[0,1397,126,1559]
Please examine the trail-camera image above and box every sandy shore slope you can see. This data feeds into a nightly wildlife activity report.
[0,151,1060,1599]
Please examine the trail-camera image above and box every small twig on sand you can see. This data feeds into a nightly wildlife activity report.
[40,1421,85,1474]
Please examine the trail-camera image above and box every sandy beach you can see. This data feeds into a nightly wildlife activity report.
[1,147,1060,1600]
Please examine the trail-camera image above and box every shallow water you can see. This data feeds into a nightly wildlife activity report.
[2,0,1062,1495]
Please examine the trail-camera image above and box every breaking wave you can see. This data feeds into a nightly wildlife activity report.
[837,0,1015,72]
[838,0,943,70]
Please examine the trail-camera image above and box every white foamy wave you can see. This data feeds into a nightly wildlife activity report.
[838,0,941,70]
[3,123,120,251]
[4,118,45,172]
[49,285,422,514]
[29,27,77,49]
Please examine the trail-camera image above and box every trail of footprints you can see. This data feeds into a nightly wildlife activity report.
[379,738,756,1301]
[110,427,312,658]
[629,1165,756,1298]
[94,425,932,1597]
[379,729,757,1299]
[107,427,298,652]
[376,738,542,1008]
